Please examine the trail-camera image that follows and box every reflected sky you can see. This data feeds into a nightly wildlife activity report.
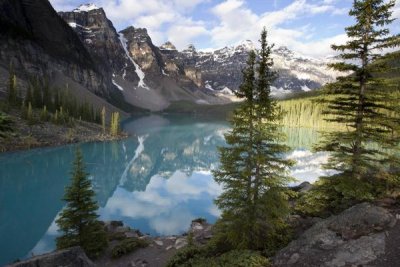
[0,114,332,265]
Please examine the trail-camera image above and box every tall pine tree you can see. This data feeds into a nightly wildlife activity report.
[316,0,400,206]
[213,28,294,252]
[56,149,107,258]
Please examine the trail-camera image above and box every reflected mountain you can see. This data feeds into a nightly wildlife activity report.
[119,115,229,192]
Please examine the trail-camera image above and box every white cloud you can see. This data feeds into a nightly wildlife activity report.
[49,0,81,11]
[393,0,400,19]
[209,0,349,58]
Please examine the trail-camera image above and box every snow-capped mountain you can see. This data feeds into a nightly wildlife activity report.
[168,41,342,97]
[73,3,100,12]
[58,3,342,109]
[0,0,343,113]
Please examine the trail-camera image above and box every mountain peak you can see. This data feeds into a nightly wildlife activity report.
[274,46,293,55]
[238,39,255,49]
[160,41,177,51]
[182,44,197,54]
[73,3,101,13]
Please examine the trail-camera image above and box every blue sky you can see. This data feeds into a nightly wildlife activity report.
[50,0,400,58]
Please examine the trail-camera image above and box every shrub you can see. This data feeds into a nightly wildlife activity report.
[0,112,13,137]
[294,174,375,217]
[111,238,149,258]
[166,246,207,267]
[167,248,271,267]
[108,231,127,241]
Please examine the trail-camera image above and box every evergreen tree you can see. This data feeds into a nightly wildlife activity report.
[32,78,43,108]
[54,90,61,111]
[7,64,17,105]
[213,28,294,252]
[25,85,33,107]
[56,149,108,258]
[42,81,53,111]
[40,105,49,122]
[110,112,120,136]
[315,0,400,206]
[26,102,34,124]
[101,107,106,134]
[0,112,13,137]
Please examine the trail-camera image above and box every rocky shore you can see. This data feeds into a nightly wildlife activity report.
[7,220,213,267]
[7,202,400,267]
[0,110,128,153]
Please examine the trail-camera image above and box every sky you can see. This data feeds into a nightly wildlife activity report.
[50,0,400,58]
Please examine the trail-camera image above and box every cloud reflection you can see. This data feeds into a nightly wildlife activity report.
[288,149,338,184]
[100,170,223,235]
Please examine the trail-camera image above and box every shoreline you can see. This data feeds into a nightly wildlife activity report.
[0,110,129,153]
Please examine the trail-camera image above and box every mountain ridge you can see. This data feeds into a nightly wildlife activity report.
[0,0,343,112]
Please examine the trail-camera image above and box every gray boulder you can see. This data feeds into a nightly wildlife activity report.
[190,220,213,244]
[7,247,94,267]
[274,202,397,267]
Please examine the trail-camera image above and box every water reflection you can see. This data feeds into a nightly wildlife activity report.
[0,114,330,265]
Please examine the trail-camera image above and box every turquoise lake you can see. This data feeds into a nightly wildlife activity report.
[0,114,335,265]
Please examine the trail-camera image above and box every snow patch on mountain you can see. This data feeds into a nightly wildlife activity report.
[68,22,78,28]
[119,33,150,90]
[205,81,215,91]
[73,3,100,12]
[272,46,342,85]
[220,87,234,95]
[271,87,293,97]
[112,79,124,91]
[162,69,169,76]
[196,99,210,105]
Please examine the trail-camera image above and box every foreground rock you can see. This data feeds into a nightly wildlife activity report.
[96,220,213,267]
[274,202,398,267]
[7,247,94,267]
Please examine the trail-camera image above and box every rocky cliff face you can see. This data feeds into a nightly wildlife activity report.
[59,7,215,111]
[119,26,164,87]
[58,5,132,79]
[56,3,341,110]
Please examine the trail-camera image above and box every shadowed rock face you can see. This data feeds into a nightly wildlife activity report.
[0,0,91,67]
[7,247,95,267]
[273,203,397,267]
[0,0,125,102]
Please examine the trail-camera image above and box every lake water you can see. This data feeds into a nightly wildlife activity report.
[0,114,334,265]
